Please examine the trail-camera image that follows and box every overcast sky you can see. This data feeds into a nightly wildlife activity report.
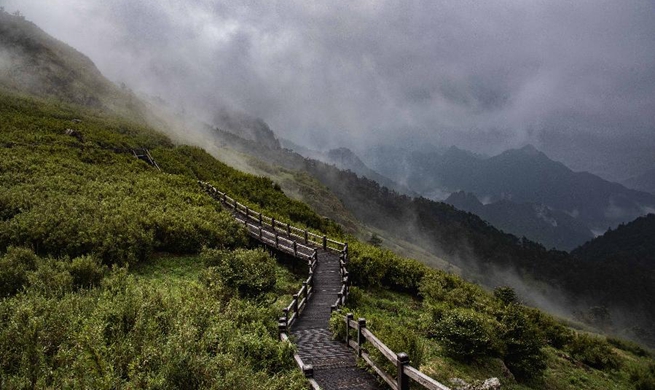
[5,0,655,179]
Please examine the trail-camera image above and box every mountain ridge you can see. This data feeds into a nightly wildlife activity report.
[363,143,655,249]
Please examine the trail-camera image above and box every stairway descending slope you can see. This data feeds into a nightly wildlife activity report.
[200,182,381,389]
[293,251,381,389]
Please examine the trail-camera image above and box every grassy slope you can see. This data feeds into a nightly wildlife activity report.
[0,90,329,389]
[344,286,654,390]
[1,90,653,389]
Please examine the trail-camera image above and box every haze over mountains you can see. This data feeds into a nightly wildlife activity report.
[3,5,655,348]
[6,1,655,184]
[355,143,655,249]
[623,167,655,196]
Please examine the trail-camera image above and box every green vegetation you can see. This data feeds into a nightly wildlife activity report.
[200,113,655,348]
[1,12,654,386]
[333,241,655,389]
[0,248,305,389]
[0,90,336,388]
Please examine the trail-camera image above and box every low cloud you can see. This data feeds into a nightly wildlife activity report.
[5,1,655,178]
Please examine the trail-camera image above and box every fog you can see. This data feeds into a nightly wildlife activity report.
[5,0,655,180]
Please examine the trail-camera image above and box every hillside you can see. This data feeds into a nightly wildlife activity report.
[0,10,151,121]
[445,191,594,250]
[2,12,655,389]
[0,90,335,388]
[280,141,413,196]
[572,214,655,268]
[191,119,655,346]
[1,90,654,389]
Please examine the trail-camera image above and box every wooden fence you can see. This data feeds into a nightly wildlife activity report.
[200,181,447,390]
[340,313,451,390]
[200,181,346,388]
[200,181,346,256]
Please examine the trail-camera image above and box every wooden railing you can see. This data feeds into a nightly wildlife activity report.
[279,257,317,331]
[200,181,445,389]
[200,181,346,256]
[200,180,346,389]
[331,249,350,313]
[341,314,451,390]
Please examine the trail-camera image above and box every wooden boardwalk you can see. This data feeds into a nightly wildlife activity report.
[200,181,381,389]
[200,182,450,390]
[292,249,381,389]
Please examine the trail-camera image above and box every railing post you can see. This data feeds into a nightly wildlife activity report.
[346,313,354,345]
[245,206,249,217]
[304,230,308,244]
[259,213,262,225]
[323,235,327,250]
[357,318,366,357]
[337,292,343,308]
[271,217,275,229]
[282,309,289,330]
[292,294,299,315]
[286,223,291,236]
[222,193,227,204]
[279,316,287,335]
[293,241,298,257]
[397,352,410,390]
[275,234,279,247]
[303,364,314,378]
[258,226,262,239]
[302,281,308,298]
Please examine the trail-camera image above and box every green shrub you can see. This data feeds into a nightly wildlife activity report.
[68,255,106,289]
[498,305,547,380]
[329,311,349,341]
[419,302,451,338]
[27,259,74,297]
[348,242,429,292]
[0,246,38,296]
[344,286,363,308]
[201,248,277,299]
[567,333,621,370]
[523,308,573,350]
[494,286,519,305]
[630,363,655,390]
[418,270,463,303]
[607,336,651,358]
[370,316,426,368]
[436,308,500,361]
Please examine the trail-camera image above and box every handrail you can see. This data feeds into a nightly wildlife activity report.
[199,181,346,253]
[200,180,351,387]
[341,314,451,390]
[279,333,320,390]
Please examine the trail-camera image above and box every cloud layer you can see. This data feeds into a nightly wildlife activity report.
[6,0,655,178]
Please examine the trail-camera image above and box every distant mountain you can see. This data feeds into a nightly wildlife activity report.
[623,168,655,195]
[280,141,414,196]
[365,143,655,245]
[0,10,147,119]
[213,108,281,150]
[445,191,594,251]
